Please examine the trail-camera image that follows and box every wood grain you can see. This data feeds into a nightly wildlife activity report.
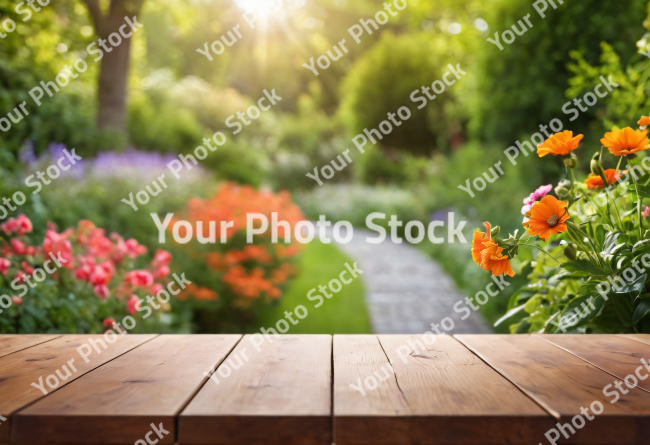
[0,335,60,359]
[619,334,650,348]
[538,334,650,392]
[456,334,650,445]
[334,334,553,445]
[0,334,155,443]
[179,334,332,445]
[13,335,241,444]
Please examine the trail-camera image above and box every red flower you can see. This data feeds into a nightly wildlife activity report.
[125,239,147,257]
[43,230,74,269]
[0,258,11,276]
[154,264,170,279]
[11,239,28,255]
[14,271,25,282]
[150,283,164,295]
[2,218,18,235]
[11,296,22,305]
[15,215,33,235]
[125,270,154,288]
[103,318,116,327]
[90,266,110,286]
[153,250,172,265]
[94,284,110,299]
[88,230,114,258]
[21,261,34,275]
[127,295,141,314]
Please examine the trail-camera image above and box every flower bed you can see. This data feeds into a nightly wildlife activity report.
[0,215,175,333]
[473,117,650,334]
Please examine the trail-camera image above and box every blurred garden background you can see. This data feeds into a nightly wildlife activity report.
[1,0,649,334]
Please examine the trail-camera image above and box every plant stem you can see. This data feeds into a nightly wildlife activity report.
[615,155,623,172]
[519,243,562,265]
[631,163,644,239]
[605,187,625,231]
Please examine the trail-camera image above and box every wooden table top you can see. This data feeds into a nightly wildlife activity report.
[0,334,649,445]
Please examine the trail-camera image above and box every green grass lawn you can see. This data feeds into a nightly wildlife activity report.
[255,240,372,334]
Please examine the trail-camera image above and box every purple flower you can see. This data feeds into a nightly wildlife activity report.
[18,141,37,166]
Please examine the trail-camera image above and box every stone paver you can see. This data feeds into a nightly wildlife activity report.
[334,229,492,334]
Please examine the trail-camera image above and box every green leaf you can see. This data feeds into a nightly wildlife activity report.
[494,304,527,328]
[611,295,635,327]
[562,260,606,276]
[555,294,606,332]
[630,184,650,199]
[611,273,646,294]
[633,300,650,325]
[506,288,536,311]
[633,239,650,255]
[601,232,621,254]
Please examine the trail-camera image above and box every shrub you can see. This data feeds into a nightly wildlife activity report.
[165,183,305,333]
[0,215,177,334]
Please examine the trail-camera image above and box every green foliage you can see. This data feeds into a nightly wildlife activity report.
[470,0,647,144]
[340,32,462,155]
[567,42,650,132]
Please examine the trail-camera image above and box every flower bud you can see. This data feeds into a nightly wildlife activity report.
[555,179,571,197]
[563,153,578,168]
[590,152,608,186]
[590,152,605,176]
[490,225,500,237]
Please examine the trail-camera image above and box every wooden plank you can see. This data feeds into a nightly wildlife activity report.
[333,334,553,445]
[13,335,242,444]
[538,334,650,393]
[0,334,156,443]
[179,334,332,445]
[0,335,60,359]
[456,334,650,445]
[619,334,650,348]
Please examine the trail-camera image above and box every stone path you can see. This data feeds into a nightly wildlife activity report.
[334,229,492,334]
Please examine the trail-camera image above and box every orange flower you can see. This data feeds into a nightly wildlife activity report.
[537,131,584,157]
[584,169,627,189]
[479,241,515,277]
[600,127,650,156]
[471,222,514,277]
[471,222,492,266]
[638,116,650,128]
[522,195,569,241]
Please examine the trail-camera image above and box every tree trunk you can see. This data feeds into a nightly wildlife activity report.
[84,0,145,134]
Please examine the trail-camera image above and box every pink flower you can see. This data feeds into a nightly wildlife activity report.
[0,258,11,276]
[125,239,147,258]
[153,250,172,265]
[150,283,164,295]
[15,215,33,235]
[127,295,141,314]
[90,266,110,286]
[1,218,18,235]
[11,239,28,255]
[643,206,650,218]
[103,318,116,327]
[94,284,110,299]
[11,296,22,305]
[522,184,553,215]
[43,230,74,269]
[125,270,154,288]
[154,264,170,279]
